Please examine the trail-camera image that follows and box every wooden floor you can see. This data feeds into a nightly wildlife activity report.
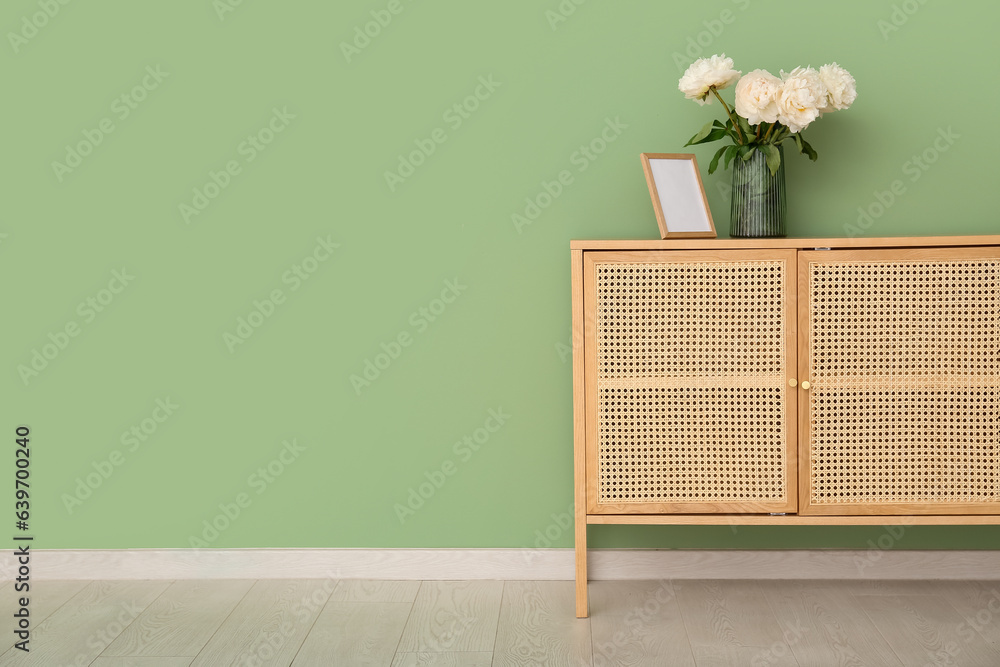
[2,579,999,666]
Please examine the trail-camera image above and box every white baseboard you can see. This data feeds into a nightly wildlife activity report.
[6,548,1000,581]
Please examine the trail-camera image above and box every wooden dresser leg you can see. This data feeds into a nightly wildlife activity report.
[575,509,588,617]
[571,246,589,618]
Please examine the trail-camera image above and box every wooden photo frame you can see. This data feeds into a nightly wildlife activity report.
[640,153,716,239]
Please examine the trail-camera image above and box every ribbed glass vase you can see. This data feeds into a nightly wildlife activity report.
[730,145,786,238]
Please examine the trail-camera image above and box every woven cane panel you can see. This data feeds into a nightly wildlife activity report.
[595,262,785,380]
[808,258,999,506]
[598,386,786,503]
[594,260,787,505]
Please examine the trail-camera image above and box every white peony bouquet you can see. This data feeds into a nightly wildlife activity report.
[679,54,856,175]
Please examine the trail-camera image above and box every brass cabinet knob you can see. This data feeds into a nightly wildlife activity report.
[788,378,797,387]
[801,380,811,390]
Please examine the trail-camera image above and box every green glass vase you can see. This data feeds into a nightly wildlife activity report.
[730,144,786,238]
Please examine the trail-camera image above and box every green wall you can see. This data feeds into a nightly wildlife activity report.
[5,0,999,551]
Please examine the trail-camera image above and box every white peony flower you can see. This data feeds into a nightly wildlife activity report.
[818,62,857,113]
[734,69,782,126]
[678,54,741,105]
[776,67,827,133]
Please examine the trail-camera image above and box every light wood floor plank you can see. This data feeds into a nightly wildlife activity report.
[856,593,1000,666]
[927,580,1000,650]
[760,580,902,666]
[91,658,193,666]
[0,580,88,653]
[291,602,411,666]
[397,581,503,652]
[332,579,422,603]
[3,577,998,666]
[588,580,694,667]
[0,580,167,666]
[674,580,800,666]
[493,581,592,667]
[390,652,493,666]
[823,579,955,597]
[189,579,335,666]
[102,580,255,657]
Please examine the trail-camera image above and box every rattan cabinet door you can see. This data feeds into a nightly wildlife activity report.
[584,250,798,514]
[799,247,1000,515]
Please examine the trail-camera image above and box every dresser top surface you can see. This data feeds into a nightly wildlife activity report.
[571,235,1000,251]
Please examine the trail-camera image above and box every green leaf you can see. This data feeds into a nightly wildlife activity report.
[688,129,729,146]
[797,134,819,161]
[736,115,753,139]
[740,145,755,162]
[762,144,781,176]
[686,120,716,146]
[723,144,739,170]
[686,128,728,146]
[708,144,728,175]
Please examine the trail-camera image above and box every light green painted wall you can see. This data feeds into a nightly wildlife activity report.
[5,0,998,551]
